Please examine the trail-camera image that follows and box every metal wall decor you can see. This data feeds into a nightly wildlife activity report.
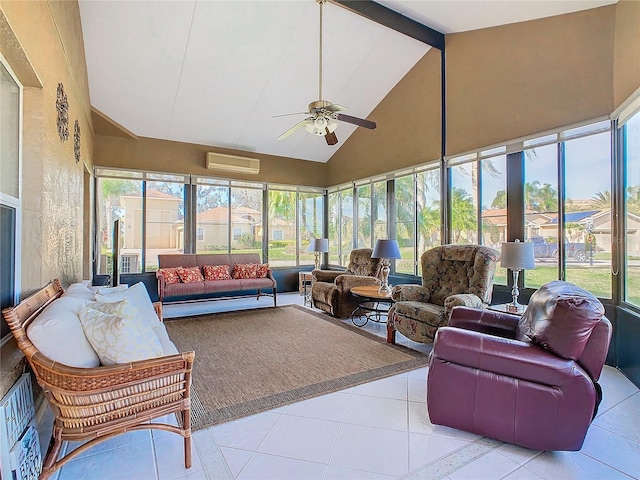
[74,120,81,163]
[56,83,69,141]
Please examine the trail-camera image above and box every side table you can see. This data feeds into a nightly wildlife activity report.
[299,272,313,307]
[350,285,394,327]
[487,303,525,314]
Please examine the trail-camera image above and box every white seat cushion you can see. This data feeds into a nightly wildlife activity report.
[78,308,164,366]
[26,296,101,368]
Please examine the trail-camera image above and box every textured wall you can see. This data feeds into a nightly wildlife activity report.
[1,1,93,291]
[613,0,640,109]
[94,135,327,188]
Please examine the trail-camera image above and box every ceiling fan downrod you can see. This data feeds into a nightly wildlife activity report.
[317,0,325,102]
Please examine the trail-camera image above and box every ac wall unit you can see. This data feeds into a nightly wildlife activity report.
[205,152,260,175]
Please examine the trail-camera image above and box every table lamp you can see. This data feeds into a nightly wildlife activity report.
[500,239,535,311]
[371,239,402,294]
[307,238,329,270]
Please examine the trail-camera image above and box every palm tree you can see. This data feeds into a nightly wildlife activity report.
[450,187,477,243]
[590,191,612,209]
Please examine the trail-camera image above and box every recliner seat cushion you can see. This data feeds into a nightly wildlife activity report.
[517,280,605,360]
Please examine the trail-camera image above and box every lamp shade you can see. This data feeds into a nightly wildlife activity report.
[306,238,329,253]
[500,240,535,270]
[371,239,402,259]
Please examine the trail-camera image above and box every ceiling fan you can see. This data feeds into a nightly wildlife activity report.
[276,0,377,146]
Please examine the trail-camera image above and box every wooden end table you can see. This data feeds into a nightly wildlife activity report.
[350,285,395,327]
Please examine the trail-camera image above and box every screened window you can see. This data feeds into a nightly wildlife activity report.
[450,163,478,244]
[395,174,415,274]
[480,155,507,285]
[299,190,324,266]
[145,178,185,271]
[416,168,441,275]
[268,188,296,267]
[564,130,612,298]
[327,186,354,266]
[196,182,230,253]
[623,111,640,306]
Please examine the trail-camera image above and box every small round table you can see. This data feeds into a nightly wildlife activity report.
[350,285,394,327]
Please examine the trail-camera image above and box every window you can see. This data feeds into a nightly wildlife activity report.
[563,129,612,298]
[196,181,230,253]
[623,111,640,306]
[0,61,21,338]
[268,187,296,267]
[395,174,415,274]
[327,186,354,266]
[96,177,143,275]
[146,177,185,271]
[416,168,441,275]
[480,155,507,284]
[299,190,324,266]
[523,144,559,288]
[230,184,262,254]
[196,227,204,241]
[450,163,478,244]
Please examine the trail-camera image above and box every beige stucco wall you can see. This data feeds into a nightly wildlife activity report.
[613,0,640,109]
[326,4,623,186]
[94,135,327,188]
[1,0,94,291]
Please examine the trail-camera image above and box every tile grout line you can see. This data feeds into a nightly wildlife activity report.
[401,437,503,480]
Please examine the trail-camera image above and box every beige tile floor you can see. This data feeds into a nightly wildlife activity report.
[42,292,639,480]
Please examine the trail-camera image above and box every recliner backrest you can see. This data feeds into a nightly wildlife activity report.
[516,280,611,380]
[345,248,382,278]
[420,245,499,306]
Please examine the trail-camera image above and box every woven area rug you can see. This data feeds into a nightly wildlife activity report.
[164,304,429,430]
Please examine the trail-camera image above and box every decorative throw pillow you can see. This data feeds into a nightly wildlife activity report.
[86,299,146,331]
[233,263,258,279]
[158,267,182,284]
[26,296,101,368]
[78,307,164,366]
[256,263,269,278]
[94,282,159,330]
[177,266,204,283]
[203,264,232,281]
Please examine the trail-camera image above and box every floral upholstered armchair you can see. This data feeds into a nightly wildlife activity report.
[387,244,499,344]
[311,248,382,318]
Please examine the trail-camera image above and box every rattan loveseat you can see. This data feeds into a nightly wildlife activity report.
[2,279,194,480]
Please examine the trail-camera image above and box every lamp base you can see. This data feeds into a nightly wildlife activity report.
[510,269,523,312]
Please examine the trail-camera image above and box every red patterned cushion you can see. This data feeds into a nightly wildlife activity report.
[203,264,232,281]
[158,267,181,284]
[256,263,269,278]
[233,263,258,279]
[177,266,204,283]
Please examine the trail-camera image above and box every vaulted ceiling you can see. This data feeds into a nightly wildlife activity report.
[80,0,616,163]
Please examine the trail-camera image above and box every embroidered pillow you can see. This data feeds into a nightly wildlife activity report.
[158,267,181,284]
[86,299,147,331]
[233,263,258,279]
[78,308,164,366]
[94,282,159,330]
[177,266,204,283]
[203,264,232,281]
[256,263,269,278]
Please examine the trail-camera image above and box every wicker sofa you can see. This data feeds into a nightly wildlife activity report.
[1,279,194,480]
[157,253,277,306]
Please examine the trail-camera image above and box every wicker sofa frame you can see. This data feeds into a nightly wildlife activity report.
[1,279,195,480]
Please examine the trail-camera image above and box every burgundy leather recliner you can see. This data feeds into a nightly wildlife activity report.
[426,280,612,451]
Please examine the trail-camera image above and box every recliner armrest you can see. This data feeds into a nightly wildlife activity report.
[391,284,430,302]
[449,306,520,338]
[335,274,379,290]
[432,326,586,387]
[312,269,342,283]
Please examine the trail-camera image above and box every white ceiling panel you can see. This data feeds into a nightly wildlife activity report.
[79,0,618,164]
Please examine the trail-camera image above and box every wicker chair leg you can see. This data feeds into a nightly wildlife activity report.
[183,408,192,469]
[41,426,64,480]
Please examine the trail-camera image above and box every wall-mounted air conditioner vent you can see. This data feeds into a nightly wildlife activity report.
[206,152,260,175]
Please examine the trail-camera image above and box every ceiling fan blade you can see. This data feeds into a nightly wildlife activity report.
[277,118,312,141]
[325,129,338,146]
[335,113,376,130]
[326,104,348,113]
[272,112,309,118]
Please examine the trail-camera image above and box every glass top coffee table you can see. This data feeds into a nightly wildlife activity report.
[350,285,395,327]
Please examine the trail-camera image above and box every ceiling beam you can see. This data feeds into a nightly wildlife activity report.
[331,0,445,50]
